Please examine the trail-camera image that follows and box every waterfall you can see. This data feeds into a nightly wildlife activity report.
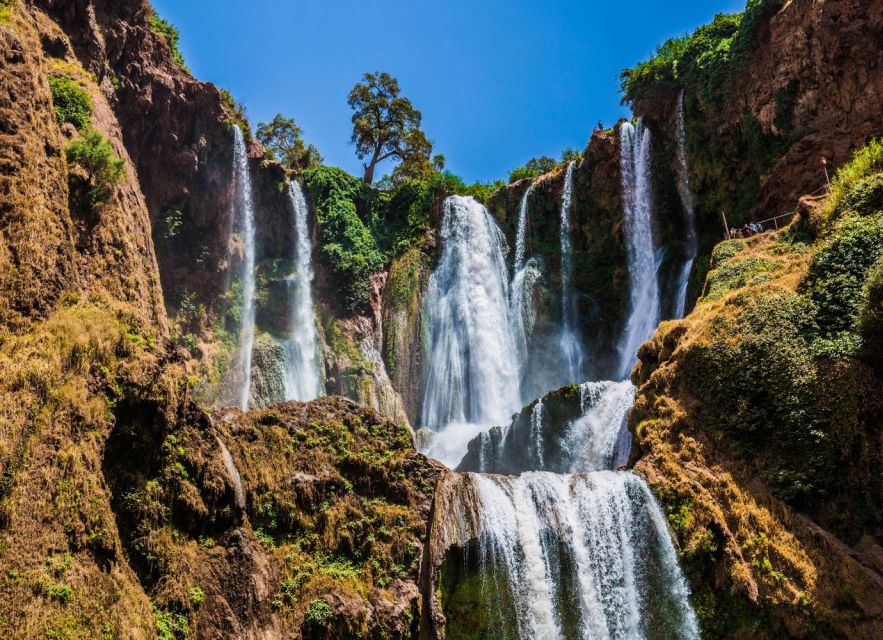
[558,161,584,382]
[514,182,535,273]
[421,196,521,431]
[674,91,698,320]
[460,380,635,475]
[283,181,322,401]
[616,120,660,380]
[564,380,635,472]
[443,471,701,640]
[231,125,257,411]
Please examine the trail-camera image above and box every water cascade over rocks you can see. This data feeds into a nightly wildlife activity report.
[432,471,700,640]
[558,161,584,382]
[421,196,522,463]
[615,120,660,380]
[421,174,696,640]
[283,181,323,401]
[230,125,257,411]
[674,91,698,320]
[458,380,635,475]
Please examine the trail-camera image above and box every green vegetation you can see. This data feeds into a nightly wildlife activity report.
[154,606,189,640]
[0,0,13,23]
[304,164,496,313]
[509,156,557,183]
[305,598,334,625]
[620,1,784,110]
[66,128,126,205]
[219,88,250,134]
[148,12,188,70]
[859,256,883,369]
[618,1,790,224]
[256,113,322,173]
[49,75,93,130]
[683,145,883,533]
[348,71,439,184]
[822,138,883,220]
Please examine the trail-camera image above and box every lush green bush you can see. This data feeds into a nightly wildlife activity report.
[148,13,187,70]
[304,167,384,313]
[509,156,557,183]
[66,128,126,205]
[686,292,832,503]
[49,74,93,130]
[305,598,334,625]
[621,1,784,109]
[859,256,883,368]
[801,212,883,338]
[824,139,883,220]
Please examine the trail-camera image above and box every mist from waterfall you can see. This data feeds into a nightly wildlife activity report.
[674,91,698,320]
[231,125,256,411]
[421,196,521,431]
[616,120,660,380]
[446,471,701,640]
[283,180,323,402]
[558,161,584,382]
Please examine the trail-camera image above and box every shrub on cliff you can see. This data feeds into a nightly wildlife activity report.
[859,256,883,370]
[66,128,126,206]
[304,166,384,313]
[49,74,93,130]
[148,12,188,71]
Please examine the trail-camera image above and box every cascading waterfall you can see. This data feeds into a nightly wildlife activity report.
[283,181,322,402]
[510,184,537,370]
[421,196,521,431]
[514,182,535,273]
[674,91,698,320]
[444,471,700,640]
[558,160,584,382]
[616,120,660,380]
[563,380,635,472]
[231,125,257,411]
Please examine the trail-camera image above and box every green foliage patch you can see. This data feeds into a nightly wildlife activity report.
[66,128,126,206]
[49,75,93,131]
[148,13,188,70]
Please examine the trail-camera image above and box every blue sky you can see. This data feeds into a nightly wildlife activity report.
[152,0,745,183]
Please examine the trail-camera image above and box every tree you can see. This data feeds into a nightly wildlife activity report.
[256,114,322,173]
[508,156,558,183]
[561,147,581,163]
[348,71,434,185]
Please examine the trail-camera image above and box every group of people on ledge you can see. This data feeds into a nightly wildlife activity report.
[729,221,766,239]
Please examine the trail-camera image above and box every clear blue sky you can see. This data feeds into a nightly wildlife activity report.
[152,0,745,183]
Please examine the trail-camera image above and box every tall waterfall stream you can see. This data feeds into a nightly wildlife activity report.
[230,125,257,411]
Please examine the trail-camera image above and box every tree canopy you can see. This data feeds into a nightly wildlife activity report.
[347,71,435,185]
[256,114,322,173]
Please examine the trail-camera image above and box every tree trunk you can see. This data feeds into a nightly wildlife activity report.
[363,162,375,184]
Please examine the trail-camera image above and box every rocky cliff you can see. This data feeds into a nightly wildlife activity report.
[628,163,883,638]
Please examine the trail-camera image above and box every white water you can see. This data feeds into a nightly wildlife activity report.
[514,182,535,273]
[674,91,698,320]
[216,436,245,509]
[563,380,635,472]
[283,181,322,401]
[558,161,584,382]
[231,125,257,411]
[457,471,700,640]
[616,120,660,380]
[421,196,521,430]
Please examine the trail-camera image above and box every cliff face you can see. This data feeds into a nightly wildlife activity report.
[628,172,883,638]
[631,0,883,245]
[489,129,629,378]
